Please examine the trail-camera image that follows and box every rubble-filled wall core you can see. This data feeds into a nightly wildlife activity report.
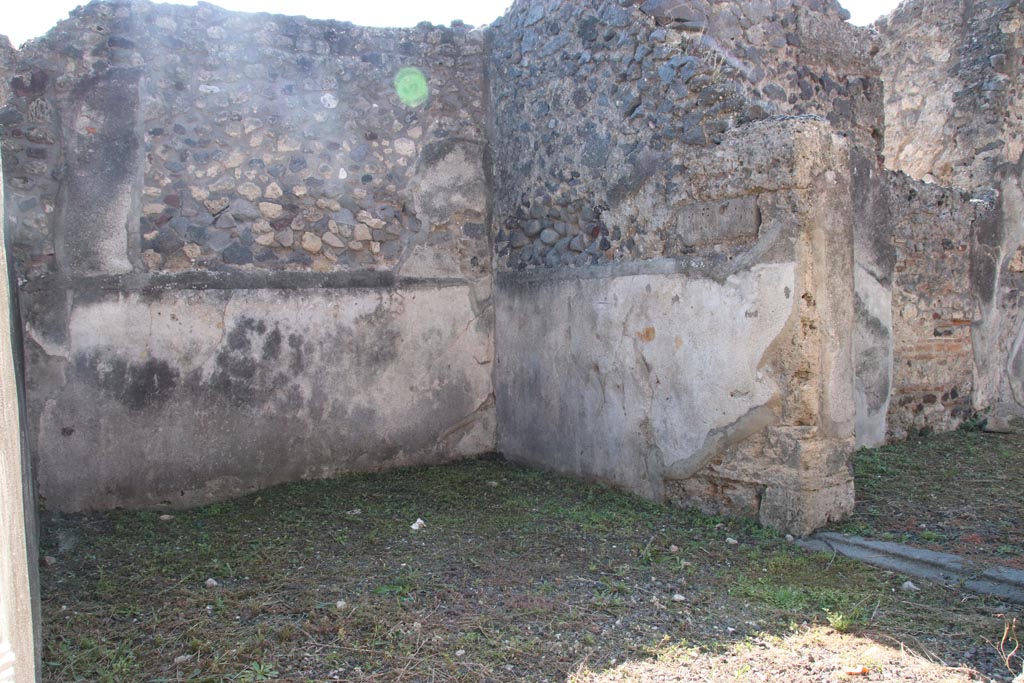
[488,0,882,270]
[877,0,1024,434]
[0,0,1022,539]
[0,1,496,510]
[884,176,981,439]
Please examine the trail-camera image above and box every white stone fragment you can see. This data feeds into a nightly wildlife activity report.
[238,182,261,201]
[394,137,415,156]
[353,224,372,241]
[301,232,322,253]
[258,202,283,219]
[264,182,283,200]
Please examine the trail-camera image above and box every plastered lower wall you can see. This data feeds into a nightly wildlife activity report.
[1,1,497,511]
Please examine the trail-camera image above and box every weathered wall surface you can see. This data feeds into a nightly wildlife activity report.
[975,176,1024,427]
[1,1,496,511]
[494,119,858,536]
[497,262,796,501]
[37,285,493,509]
[488,0,892,456]
[885,174,980,438]
[489,0,864,534]
[488,0,881,271]
[877,0,1024,430]
[877,0,1022,190]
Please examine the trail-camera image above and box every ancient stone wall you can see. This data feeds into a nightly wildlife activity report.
[488,0,879,534]
[877,0,1022,190]
[488,0,881,270]
[877,0,1024,430]
[885,175,981,438]
[3,1,491,279]
[2,0,1022,535]
[0,1,496,511]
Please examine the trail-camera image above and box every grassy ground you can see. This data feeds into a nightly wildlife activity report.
[40,449,1023,682]
[833,429,1024,570]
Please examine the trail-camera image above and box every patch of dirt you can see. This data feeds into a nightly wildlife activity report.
[39,454,1022,683]
[571,627,988,682]
[834,430,1024,571]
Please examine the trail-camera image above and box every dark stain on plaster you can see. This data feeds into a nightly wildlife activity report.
[74,352,179,411]
[307,384,327,422]
[227,317,266,352]
[971,193,1003,306]
[851,148,894,283]
[209,317,289,406]
[287,333,305,374]
[1012,344,1024,391]
[346,304,402,370]
[853,293,890,340]
[262,327,282,360]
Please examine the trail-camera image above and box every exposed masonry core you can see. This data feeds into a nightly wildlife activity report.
[0,0,1021,537]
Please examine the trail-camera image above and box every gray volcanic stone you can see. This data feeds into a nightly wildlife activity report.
[229,199,261,221]
[539,228,560,246]
[222,242,253,265]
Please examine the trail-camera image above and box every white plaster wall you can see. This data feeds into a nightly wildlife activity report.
[36,284,495,510]
[496,263,796,500]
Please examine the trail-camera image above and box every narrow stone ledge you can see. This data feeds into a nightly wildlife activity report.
[21,270,475,294]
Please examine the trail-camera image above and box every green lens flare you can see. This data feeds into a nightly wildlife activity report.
[394,67,429,108]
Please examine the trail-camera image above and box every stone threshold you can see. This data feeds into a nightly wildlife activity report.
[796,532,1024,605]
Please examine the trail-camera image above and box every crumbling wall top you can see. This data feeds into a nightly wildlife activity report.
[1,0,491,283]
[489,0,883,271]
[877,0,1023,190]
